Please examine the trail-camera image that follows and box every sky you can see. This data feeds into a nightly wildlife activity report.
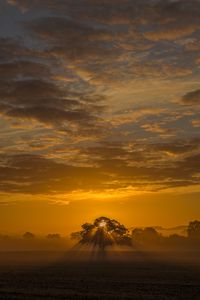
[0,0,199,235]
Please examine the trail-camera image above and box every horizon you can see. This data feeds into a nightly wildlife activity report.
[0,217,198,256]
[0,222,190,237]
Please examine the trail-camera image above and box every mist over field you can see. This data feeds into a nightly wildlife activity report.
[0,219,199,264]
[0,220,199,299]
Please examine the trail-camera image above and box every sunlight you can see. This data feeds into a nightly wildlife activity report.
[98,220,107,228]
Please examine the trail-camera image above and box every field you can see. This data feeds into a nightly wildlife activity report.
[0,251,199,300]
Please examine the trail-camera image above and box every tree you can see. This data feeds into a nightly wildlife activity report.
[23,232,35,239]
[143,227,160,240]
[132,227,160,245]
[71,216,132,250]
[187,220,200,239]
[132,228,144,243]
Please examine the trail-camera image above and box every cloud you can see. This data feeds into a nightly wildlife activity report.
[183,38,200,52]
[140,123,175,137]
[6,0,71,13]
[110,107,166,127]
[1,0,199,198]
[180,89,200,106]
[10,1,197,88]
[0,38,32,61]
[79,138,200,165]
[0,134,199,196]
[25,16,117,62]
[192,119,200,127]
[0,150,199,195]
[0,61,51,79]
[144,23,199,41]
[3,105,96,126]
[0,154,110,194]
[0,72,106,135]
[6,0,141,24]
[151,139,200,155]
[10,0,200,26]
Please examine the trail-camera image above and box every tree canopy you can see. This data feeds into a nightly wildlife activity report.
[187,220,200,239]
[71,216,132,250]
[23,232,35,239]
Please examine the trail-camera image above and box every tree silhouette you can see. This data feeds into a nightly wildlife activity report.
[72,216,132,250]
[23,232,35,239]
[132,227,160,245]
[187,220,200,239]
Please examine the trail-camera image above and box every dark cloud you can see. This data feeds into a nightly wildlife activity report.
[0,38,31,61]
[0,147,199,194]
[79,139,200,165]
[151,139,200,154]
[0,61,50,79]
[181,89,200,106]
[9,0,200,25]
[13,0,199,85]
[0,154,110,194]
[3,106,94,125]
[7,0,71,12]
[0,17,108,132]
[144,23,199,41]
[25,16,118,62]
[0,0,199,197]
[0,79,105,132]
[0,79,65,103]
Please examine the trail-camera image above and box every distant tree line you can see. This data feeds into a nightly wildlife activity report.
[71,219,200,250]
[22,232,61,239]
[1,220,199,251]
[131,220,200,249]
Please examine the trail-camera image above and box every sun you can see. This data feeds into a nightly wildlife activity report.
[98,220,107,228]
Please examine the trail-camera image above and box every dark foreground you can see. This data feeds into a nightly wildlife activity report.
[0,251,199,300]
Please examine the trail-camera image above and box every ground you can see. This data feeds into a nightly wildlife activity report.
[0,251,199,299]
